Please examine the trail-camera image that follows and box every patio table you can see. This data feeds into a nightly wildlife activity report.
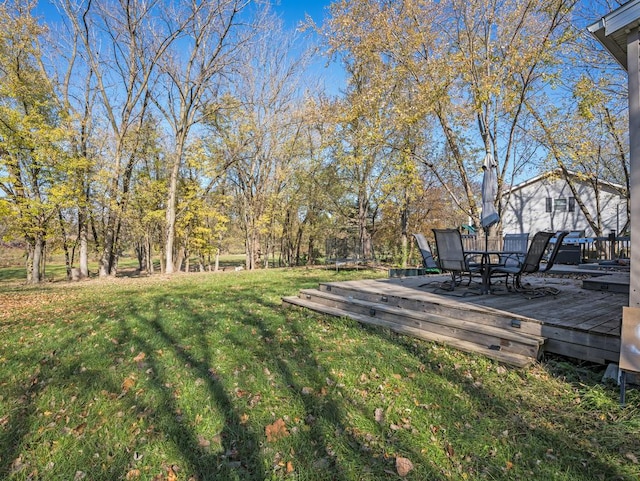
[466,250,522,294]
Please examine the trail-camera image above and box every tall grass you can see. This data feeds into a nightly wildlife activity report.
[0,267,638,480]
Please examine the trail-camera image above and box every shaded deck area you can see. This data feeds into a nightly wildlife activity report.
[283,271,627,367]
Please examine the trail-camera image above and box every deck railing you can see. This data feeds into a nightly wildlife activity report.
[462,233,631,262]
[581,235,630,261]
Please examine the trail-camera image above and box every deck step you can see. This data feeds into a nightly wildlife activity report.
[582,274,629,294]
[283,289,543,367]
[317,281,544,337]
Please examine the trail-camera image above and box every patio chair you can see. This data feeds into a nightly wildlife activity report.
[412,233,439,271]
[539,231,570,273]
[507,231,569,297]
[432,228,482,290]
[488,231,555,291]
[501,233,529,267]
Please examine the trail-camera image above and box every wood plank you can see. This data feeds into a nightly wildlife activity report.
[298,288,543,357]
[297,274,627,364]
[540,324,620,353]
[283,296,536,367]
[543,338,619,364]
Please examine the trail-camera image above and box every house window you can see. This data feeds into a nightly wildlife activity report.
[545,197,552,213]
[555,198,567,212]
[568,197,576,212]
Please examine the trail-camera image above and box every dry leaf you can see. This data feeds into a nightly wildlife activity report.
[625,452,639,464]
[125,469,141,479]
[396,456,414,477]
[445,442,455,457]
[133,352,146,363]
[374,407,384,424]
[265,418,289,442]
[122,376,136,393]
[167,465,178,481]
[198,435,210,448]
[72,422,87,436]
[286,461,294,473]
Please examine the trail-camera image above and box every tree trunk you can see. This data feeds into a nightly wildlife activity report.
[400,197,409,268]
[78,205,89,278]
[31,234,45,284]
[145,235,154,273]
[58,209,72,280]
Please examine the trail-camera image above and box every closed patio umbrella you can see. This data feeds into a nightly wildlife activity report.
[481,152,500,249]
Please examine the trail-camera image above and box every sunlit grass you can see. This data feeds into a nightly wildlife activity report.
[0,267,639,480]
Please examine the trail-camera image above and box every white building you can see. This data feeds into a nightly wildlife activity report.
[500,169,628,237]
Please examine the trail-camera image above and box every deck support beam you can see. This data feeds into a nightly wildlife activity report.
[628,27,640,309]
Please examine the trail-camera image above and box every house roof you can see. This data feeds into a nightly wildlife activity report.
[504,169,625,195]
[588,0,640,71]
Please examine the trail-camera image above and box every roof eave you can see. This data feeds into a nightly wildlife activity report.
[588,0,640,72]
[588,20,628,70]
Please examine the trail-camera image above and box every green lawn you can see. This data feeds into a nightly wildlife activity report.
[0,267,639,480]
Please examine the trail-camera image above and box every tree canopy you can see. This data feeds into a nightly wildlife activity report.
[0,0,628,281]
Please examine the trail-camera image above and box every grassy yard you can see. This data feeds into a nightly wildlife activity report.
[0,267,639,480]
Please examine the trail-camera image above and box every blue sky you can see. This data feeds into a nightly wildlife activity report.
[35,0,332,28]
[275,0,331,29]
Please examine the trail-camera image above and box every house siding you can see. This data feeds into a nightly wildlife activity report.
[501,174,628,237]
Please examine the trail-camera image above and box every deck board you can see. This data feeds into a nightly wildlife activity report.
[319,274,627,364]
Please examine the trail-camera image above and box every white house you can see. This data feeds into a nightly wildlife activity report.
[500,170,628,237]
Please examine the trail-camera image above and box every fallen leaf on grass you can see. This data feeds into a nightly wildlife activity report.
[445,442,455,457]
[126,468,141,479]
[122,376,136,393]
[133,352,146,363]
[286,461,294,473]
[396,456,414,477]
[374,407,384,424]
[265,418,289,442]
[167,465,178,481]
[625,452,638,464]
[198,435,210,448]
[72,422,87,436]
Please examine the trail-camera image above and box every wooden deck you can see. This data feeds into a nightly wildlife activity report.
[283,272,627,367]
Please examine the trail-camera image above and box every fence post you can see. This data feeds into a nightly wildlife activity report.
[609,231,616,259]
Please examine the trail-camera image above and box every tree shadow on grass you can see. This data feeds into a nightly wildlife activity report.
[374,326,640,481]
[224,308,445,479]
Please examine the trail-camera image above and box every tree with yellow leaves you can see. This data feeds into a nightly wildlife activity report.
[320,0,575,237]
[0,2,70,283]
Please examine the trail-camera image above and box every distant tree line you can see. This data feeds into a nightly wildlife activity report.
[0,0,629,282]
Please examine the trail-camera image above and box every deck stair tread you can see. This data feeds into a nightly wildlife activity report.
[316,280,546,337]
[320,279,544,320]
[283,295,536,368]
[297,288,544,347]
[582,274,630,294]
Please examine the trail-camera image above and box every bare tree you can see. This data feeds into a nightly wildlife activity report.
[212,8,313,270]
[153,0,250,274]
[60,0,189,276]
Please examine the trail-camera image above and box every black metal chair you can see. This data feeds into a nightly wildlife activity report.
[489,231,555,291]
[432,228,482,290]
[539,231,570,273]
